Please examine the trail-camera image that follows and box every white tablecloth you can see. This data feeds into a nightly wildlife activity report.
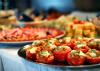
[0,53,4,71]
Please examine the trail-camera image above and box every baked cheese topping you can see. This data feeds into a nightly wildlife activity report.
[40,51,51,57]
[29,47,37,53]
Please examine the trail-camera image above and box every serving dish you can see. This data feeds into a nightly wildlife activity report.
[18,49,100,69]
[0,28,64,46]
[18,38,100,69]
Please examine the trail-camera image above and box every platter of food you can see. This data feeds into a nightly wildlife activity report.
[0,27,64,45]
[18,38,100,68]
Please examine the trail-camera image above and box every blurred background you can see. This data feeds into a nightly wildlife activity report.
[0,0,100,31]
[0,0,100,12]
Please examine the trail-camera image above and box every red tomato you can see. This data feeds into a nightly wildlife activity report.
[66,50,86,66]
[43,38,59,51]
[74,45,90,53]
[79,21,85,24]
[86,56,100,64]
[54,41,60,46]
[67,39,77,49]
[87,39,96,49]
[26,50,36,60]
[36,50,54,64]
[87,39,100,50]
[53,46,71,62]
[80,46,90,53]
[26,47,40,60]
[73,19,79,24]
[86,49,100,64]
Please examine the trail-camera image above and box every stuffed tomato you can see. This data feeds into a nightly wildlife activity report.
[36,50,54,64]
[73,41,90,53]
[87,39,100,50]
[66,50,86,66]
[26,46,41,60]
[86,49,100,64]
[43,38,60,51]
[53,46,71,62]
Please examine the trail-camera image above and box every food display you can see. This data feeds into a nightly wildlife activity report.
[0,10,17,24]
[1,1,100,70]
[18,38,100,66]
[0,10,99,67]
[41,16,96,38]
[0,28,64,42]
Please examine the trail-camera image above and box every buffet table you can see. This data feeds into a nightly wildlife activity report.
[0,11,100,71]
[0,47,99,71]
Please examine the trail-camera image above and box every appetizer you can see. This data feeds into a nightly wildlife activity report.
[53,46,71,62]
[25,44,41,60]
[66,50,86,66]
[26,46,38,60]
[87,39,100,50]
[36,50,54,64]
[86,49,100,64]
[73,41,90,53]
[21,38,100,66]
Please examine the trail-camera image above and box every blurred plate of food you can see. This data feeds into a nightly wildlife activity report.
[0,27,64,46]
[0,10,20,31]
[39,15,100,38]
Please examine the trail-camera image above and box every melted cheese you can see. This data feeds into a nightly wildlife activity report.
[40,51,50,57]
[29,47,37,53]
[64,37,71,42]
[48,38,57,44]
[89,52,97,57]
[77,43,86,48]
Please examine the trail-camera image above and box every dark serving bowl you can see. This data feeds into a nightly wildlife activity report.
[18,47,100,70]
